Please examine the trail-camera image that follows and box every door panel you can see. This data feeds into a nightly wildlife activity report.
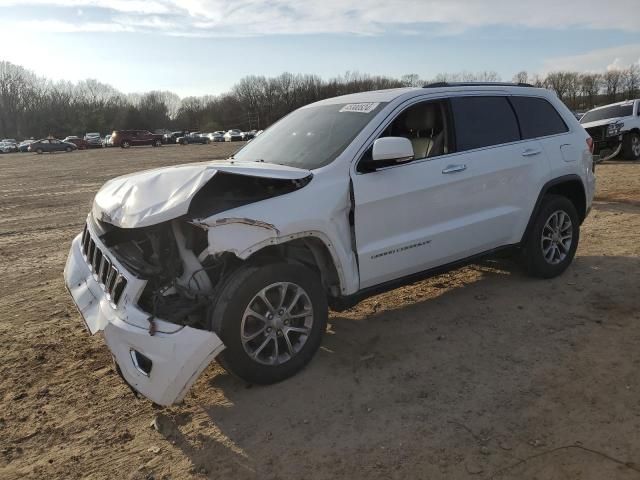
[352,140,549,289]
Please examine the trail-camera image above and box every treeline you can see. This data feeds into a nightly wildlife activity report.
[511,67,640,110]
[1,61,639,140]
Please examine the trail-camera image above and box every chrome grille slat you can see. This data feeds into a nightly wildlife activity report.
[80,223,127,306]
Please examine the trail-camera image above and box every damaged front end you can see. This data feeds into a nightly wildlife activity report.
[64,161,313,405]
[584,121,625,162]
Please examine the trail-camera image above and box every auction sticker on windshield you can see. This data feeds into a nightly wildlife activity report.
[339,102,380,113]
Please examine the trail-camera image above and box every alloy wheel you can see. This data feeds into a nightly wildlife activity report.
[240,282,314,366]
[541,210,573,265]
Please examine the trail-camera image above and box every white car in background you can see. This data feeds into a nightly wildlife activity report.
[580,99,640,161]
[85,132,104,148]
[224,129,244,141]
[206,131,225,142]
[0,141,17,153]
[64,83,595,406]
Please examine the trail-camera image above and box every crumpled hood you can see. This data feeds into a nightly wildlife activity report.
[92,160,311,228]
[581,117,626,129]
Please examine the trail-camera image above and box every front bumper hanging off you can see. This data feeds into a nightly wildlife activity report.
[63,230,225,406]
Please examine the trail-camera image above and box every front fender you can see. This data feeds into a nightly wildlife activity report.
[200,219,354,295]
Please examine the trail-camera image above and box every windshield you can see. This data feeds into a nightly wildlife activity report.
[581,103,634,123]
[233,102,386,169]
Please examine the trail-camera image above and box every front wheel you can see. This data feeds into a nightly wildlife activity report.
[65,146,72,152]
[622,132,640,160]
[153,139,162,147]
[212,263,328,385]
[523,195,580,278]
[121,140,130,148]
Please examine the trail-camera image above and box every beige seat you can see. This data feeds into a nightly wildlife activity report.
[404,105,444,158]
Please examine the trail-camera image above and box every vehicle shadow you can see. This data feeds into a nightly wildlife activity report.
[154,254,640,479]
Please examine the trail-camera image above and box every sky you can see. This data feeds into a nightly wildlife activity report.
[0,0,639,97]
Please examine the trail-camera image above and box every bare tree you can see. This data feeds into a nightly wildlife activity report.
[604,69,623,102]
[513,71,529,84]
[579,73,601,109]
[622,64,640,99]
[545,72,571,101]
[401,74,422,87]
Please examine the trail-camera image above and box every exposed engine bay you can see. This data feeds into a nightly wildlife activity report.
[90,171,313,332]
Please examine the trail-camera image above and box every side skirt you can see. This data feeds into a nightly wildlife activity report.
[329,244,519,311]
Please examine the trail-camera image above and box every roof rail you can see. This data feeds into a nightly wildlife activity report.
[422,81,535,88]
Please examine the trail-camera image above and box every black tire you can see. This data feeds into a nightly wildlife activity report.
[153,139,162,147]
[211,262,328,385]
[36,148,43,154]
[622,132,640,160]
[523,194,580,278]
[65,146,72,152]
[120,140,130,149]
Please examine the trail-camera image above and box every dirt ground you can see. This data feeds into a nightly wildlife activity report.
[1,144,639,480]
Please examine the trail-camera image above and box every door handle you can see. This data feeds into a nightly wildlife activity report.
[442,164,467,174]
[522,148,542,157]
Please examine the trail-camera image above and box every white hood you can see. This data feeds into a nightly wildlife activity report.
[92,160,310,228]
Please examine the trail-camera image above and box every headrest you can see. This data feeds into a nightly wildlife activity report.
[405,105,437,131]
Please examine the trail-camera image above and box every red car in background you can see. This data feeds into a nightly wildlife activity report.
[111,130,163,148]
[63,136,89,150]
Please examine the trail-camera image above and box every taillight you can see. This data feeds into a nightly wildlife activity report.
[586,137,594,154]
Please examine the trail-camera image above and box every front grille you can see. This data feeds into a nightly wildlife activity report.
[81,223,128,305]
[585,125,608,142]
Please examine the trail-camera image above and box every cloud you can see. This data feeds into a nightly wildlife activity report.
[543,44,640,73]
[11,19,134,33]
[2,0,640,37]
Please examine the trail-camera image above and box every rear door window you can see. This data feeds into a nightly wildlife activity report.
[450,96,520,151]
[510,96,568,139]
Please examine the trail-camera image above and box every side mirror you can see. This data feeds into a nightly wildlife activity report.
[372,137,414,164]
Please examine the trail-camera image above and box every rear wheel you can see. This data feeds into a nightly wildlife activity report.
[622,132,640,160]
[212,263,327,385]
[153,139,162,147]
[523,195,580,278]
[121,140,130,148]
[36,148,43,154]
[65,146,72,152]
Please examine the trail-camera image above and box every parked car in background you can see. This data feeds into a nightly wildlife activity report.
[84,133,103,148]
[18,139,35,152]
[580,99,640,161]
[163,131,187,144]
[0,141,18,153]
[63,136,89,150]
[224,129,244,141]
[111,130,163,148]
[206,131,225,142]
[63,83,595,406]
[104,134,113,147]
[2,138,17,145]
[243,130,257,140]
[28,138,77,154]
[177,132,211,145]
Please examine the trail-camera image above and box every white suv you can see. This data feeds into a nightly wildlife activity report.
[64,83,596,405]
[580,99,640,161]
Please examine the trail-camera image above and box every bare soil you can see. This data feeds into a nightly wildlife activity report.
[1,146,639,480]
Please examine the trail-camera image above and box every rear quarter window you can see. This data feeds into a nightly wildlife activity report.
[510,96,568,139]
[450,96,520,151]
